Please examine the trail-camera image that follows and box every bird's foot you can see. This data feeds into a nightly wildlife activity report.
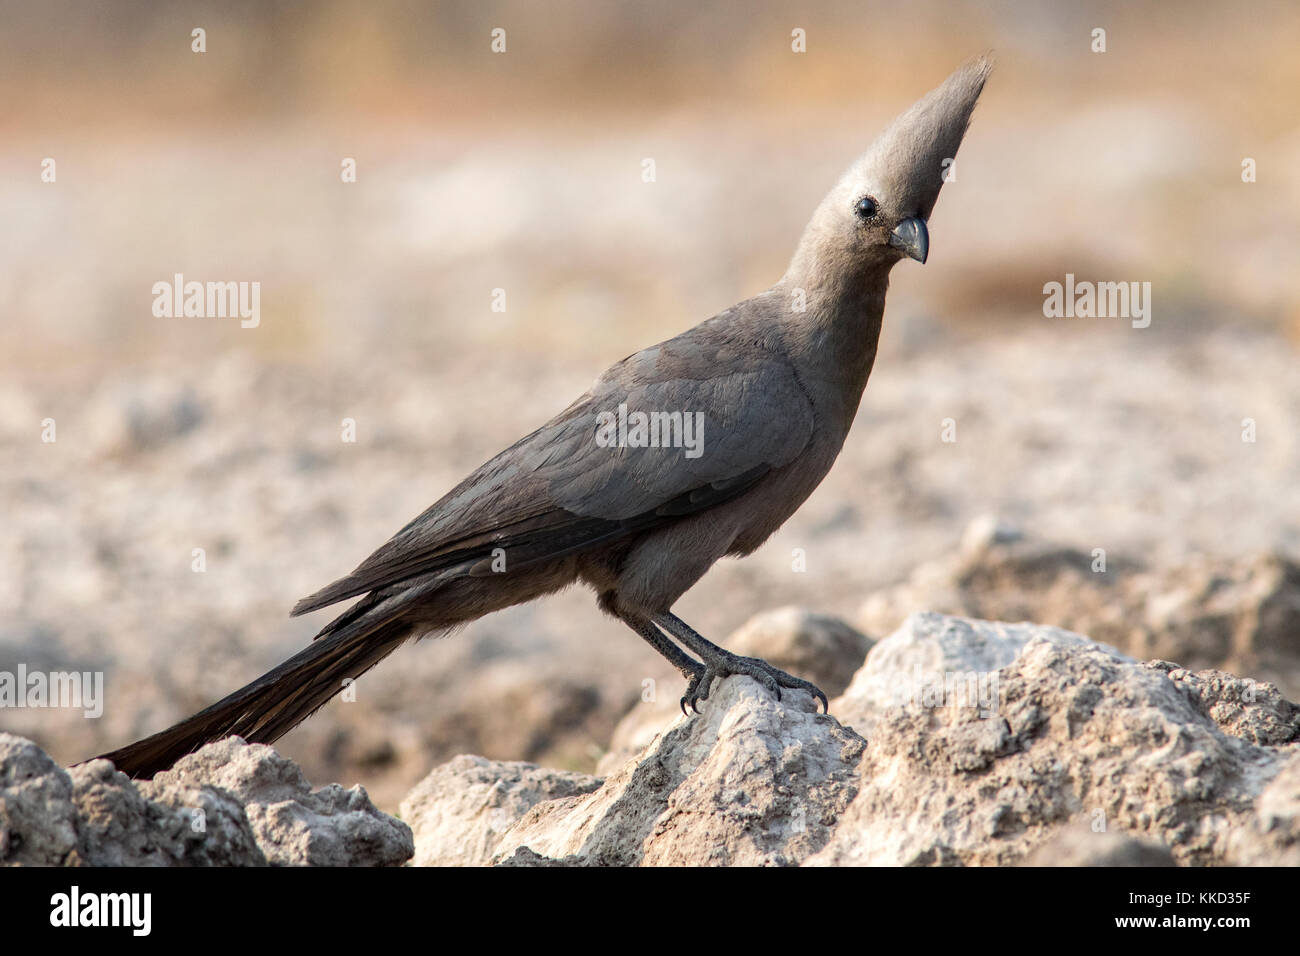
[680,650,828,715]
[679,660,708,716]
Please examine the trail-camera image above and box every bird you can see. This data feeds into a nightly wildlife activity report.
[99,56,992,779]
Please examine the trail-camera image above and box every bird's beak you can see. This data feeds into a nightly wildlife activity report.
[889,217,929,264]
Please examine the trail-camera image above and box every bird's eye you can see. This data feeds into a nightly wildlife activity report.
[855,196,878,219]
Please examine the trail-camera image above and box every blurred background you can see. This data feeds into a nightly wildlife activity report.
[3,0,1299,808]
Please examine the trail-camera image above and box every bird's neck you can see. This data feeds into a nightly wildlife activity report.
[777,259,891,425]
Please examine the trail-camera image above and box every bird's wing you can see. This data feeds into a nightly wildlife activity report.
[292,319,815,616]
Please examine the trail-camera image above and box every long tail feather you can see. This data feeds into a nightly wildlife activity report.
[95,618,413,779]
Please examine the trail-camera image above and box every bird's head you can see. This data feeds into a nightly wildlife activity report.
[789,55,992,286]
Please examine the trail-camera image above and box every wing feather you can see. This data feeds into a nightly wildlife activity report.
[292,316,814,616]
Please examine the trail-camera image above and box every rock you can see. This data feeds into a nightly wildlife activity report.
[1,735,86,866]
[401,755,601,866]
[1020,822,1176,867]
[12,610,1299,868]
[494,844,573,867]
[831,612,1097,735]
[144,737,413,866]
[0,733,412,866]
[810,625,1287,866]
[402,613,1299,867]
[70,758,265,866]
[492,677,866,866]
[0,734,265,866]
[1145,662,1300,747]
[1225,751,1300,866]
[859,523,1300,701]
[596,608,871,775]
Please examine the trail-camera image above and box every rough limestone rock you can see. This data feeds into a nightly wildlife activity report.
[400,755,601,866]
[809,621,1288,866]
[145,737,413,866]
[71,759,267,866]
[1224,750,1300,866]
[403,612,1299,867]
[831,612,1098,735]
[10,610,1296,868]
[0,734,265,866]
[859,520,1300,699]
[0,733,412,866]
[0,735,82,866]
[596,606,871,775]
[1019,822,1176,867]
[1145,661,1300,747]
[491,676,867,866]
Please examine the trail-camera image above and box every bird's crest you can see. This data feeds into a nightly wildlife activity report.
[854,54,993,221]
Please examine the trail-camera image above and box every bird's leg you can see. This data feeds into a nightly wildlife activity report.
[653,611,829,714]
[619,615,708,715]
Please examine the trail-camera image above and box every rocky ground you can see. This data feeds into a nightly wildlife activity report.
[4,0,1298,869]
[4,45,1299,809]
[5,320,1299,811]
[0,734,412,866]
[5,610,1296,866]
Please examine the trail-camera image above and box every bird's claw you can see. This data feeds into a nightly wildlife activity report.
[678,653,829,715]
[680,662,708,715]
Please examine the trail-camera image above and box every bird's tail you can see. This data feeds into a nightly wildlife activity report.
[96,617,413,779]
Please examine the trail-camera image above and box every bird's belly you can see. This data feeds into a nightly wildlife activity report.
[727,440,843,555]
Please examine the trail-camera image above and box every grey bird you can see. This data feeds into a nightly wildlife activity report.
[100,56,992,778]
